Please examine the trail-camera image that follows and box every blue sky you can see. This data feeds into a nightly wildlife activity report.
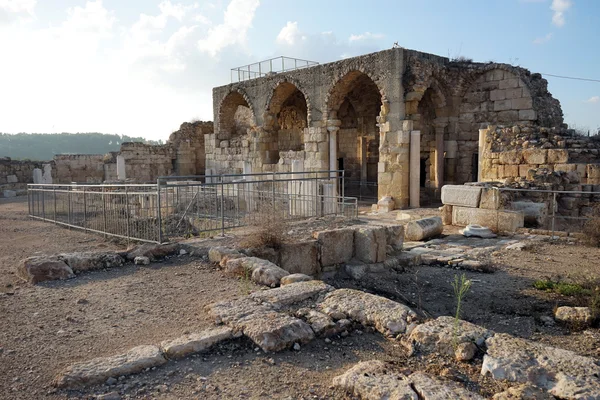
[0,0,598,140]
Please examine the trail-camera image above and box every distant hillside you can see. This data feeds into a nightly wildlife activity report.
[0,133,163,161]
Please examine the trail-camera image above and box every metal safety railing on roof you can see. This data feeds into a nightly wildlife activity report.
[231,56,319,83]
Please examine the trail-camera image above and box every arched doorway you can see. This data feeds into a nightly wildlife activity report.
[216,91,255,173]
[265,82,308,164]
[327,71,382,201]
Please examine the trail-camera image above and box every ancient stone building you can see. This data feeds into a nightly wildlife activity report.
[209,47,563,208]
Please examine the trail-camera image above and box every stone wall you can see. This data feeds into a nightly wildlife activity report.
[53,154,106,183]
[0,157,49,196]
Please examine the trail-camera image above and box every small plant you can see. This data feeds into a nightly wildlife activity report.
[239,201,289,251]
[239,265,253,295]
[533,280,591,296]
[451,273,472,349]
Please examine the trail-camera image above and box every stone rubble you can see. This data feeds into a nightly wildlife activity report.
[134,256,150,266]
[280,273,313,285]
[223,256,290,287]
[249,280,333,307]
[18,256,75,284]
[125,243,180,262]
[554,306,594,327]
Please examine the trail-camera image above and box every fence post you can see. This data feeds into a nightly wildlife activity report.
[83,187,87,232]
[53,187,57,224]
[551,191,557,240]
[341,170,345,215]
[314,172,319,217]
[68,186,72,228]
[220,178,225,237]
[102,186,107,239]
[157,179,163,244]
[125,186,130,244]
[41,187,45,220]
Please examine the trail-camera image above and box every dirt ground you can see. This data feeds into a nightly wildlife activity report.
[1,196,599,399]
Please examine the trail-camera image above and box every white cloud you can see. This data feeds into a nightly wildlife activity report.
[274,22,385,63]
[349,32,384,42]
[533,32,553,44]
[585,96,600,104]
[197,0,260,57]
[551,0,572,27]
[276,21,302,46]
[0,0,36,24]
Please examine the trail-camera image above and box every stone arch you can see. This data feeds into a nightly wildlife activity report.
[261,81,310,164]
[217,89,256,139]
[264,77,312,126]
[326,70,384,198]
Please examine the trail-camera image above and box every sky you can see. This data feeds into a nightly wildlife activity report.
[0,0,599,141]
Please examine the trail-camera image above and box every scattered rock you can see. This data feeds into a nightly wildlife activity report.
[54,345,167,388]
[409,372,485,399]
[223,257,289,287]
[126,243,179,261]
[455,342,478,362]
[280,273,313,285]
[208,247,242,264]
[296,308,346,337]
[319,289,417,336]
[403,316,493,356]
[482,333,600,399]
[293,343,300,351]
[59,252,125,272]
[160,327,233,359]
[492,384,555,400]
[554,306,594,327]
[459,224,497,239]
[96,392,121,400]
[134,256,150,266]
[18,256,75,284]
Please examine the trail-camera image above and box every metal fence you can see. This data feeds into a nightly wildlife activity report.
[230,56,319,82]
[344,180,378,203]
[28,170,358,243]
[497,186,600,236]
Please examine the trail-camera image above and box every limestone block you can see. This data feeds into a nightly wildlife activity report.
[554,306,593,327]
[354,226,387,263]
[586,164,600,179]
[499,78,519,89]
[482,333,600,399]
[53,345,167,388]
[518,109,537,120]
[441,204,453,225]
[511,201,547,226]
[313,228,355,267]
[280,274,313,285]
[441,185,482,207]
[511,97,533,110]
[498,150,522,165]
[3,189,17,198]
[18,256,75,284]
[279,241,320,275]
[59,252,125,273]
[452,206,524,232]
[33,169,43,184]
[6,174,18,183]
[494,100,512,111]
[377,195,394,212]
[320,288,417,336]
[249,280,333,307]
[522,149,547,165]
[490,89,506,101]
[503,164,518,177]
[384,225,404,251]
[547,149,569,164]
[160,327,233,359]
[404,217,443,241]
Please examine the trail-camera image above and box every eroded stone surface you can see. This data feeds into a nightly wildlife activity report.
[409,372,485,400]
[279,241,320,275]
[59,252,124,272]
[492,384,555,400]
[441,185,483,208]
[354,226,387,263]
[53,345,167,388]
[280,273,313,285]
[554,306,594,327]
[332,360,417,400]
[482,333,600,399]
[223,256,289,287]
[160,326,233,359]
[126,243,179,261]
[405,217,443,241]
[319,289,417,336]
[313,228,354,266]
[404,316,493,356]
[207,246,242,263]
[250,280,333,306]
[18,256,75,284]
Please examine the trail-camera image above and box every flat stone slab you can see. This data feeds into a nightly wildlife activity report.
[18,256,75,284]
[296,308,351,337]
[409,372,485,400]
[319,289,417,336]
[249,280,334,307]
[332,360,417,400]
[160,326,233,359]
[441,185,482,208]
[126,243,179,261]
[224,257,289,287]
[206,298,314,352]
[404,316,494,356]
[279,241,320,275]
[53,345,167,388]
[59,252,125,273]
[482,333,600,399]
[333,361,485,400]
[280,273,313,285]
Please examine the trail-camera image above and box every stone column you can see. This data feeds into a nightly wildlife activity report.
[117,155,126,180]
[359,137,367,186]
[327,120,341,179]
[409,130,421,208]
[478,128,487,182]
[434,129,444,189]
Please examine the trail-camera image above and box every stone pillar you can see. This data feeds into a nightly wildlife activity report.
[117,155,126,180]
[409,130,421,208]
[478,128,486,182]
[33,168,43,184]
[434,130,444,189]
[359,137,367,186]
[327,119,341,179]
[42,164,53,184]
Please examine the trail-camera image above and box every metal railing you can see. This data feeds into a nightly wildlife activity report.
[28,184,160,243]
[231,56,319,83]
[496,186,600,236]
[344,180,378,203]
[28,171,358,243]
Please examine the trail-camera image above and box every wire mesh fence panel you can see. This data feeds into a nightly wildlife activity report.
[28,184,160,243]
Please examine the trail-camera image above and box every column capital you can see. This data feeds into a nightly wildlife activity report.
[326,119,341,132]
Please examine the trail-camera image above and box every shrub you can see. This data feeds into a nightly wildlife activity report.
[239,202,289,250]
